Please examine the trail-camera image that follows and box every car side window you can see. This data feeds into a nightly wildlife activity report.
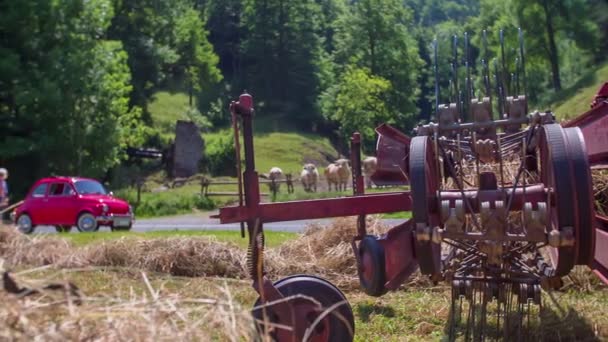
[48,183,66,196]
[31,184,48,198]
[49,183,74,196]
[63,184,75,196]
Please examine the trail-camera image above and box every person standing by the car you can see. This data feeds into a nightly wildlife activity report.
[0,168,8,207]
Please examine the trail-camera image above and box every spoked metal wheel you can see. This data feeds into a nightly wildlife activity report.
[410,136,442,275]
[252,275,355,342]
[17,214,34,234]
[76,213,98,232]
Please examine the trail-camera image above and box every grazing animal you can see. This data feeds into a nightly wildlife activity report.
[269,167,283,180]
[362,156,378,189]
[267,167,283,194]
[300,163,319,192]
[325,159,351,191]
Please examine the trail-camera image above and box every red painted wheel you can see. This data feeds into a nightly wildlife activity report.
[357,236,386,297]
[252,275,354,342]
[538,124,576,276]
[409,136,441,275]
[563,127,595,265]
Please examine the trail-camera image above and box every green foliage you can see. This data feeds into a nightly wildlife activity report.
[108,0,222,110]
[148,92,193,135]
[321,67,393,150]
[115,188,215,217]
[2,0,608,196]
[0,0,144,196]
[329,0,423,136]
[241,0,324,122]
[204,130,237,176]
[550,62,608,120]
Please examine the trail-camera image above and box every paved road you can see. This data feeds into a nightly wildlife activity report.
[30,212,406,234]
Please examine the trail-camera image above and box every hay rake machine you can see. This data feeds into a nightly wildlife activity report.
[214,29,608,341]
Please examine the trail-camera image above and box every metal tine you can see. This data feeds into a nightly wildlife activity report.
[511,73,516,97]
[515,56,521,95]
[433,38,440,116]
[453,35,460,118]
[450,293,457,340]
[482,30,492,110]
[493,60,502,117]
[449,79,453,102]
[465,31,472,121]
[480,284,488,341]
[500,29,508,98]
[519,28,528,110]
[465,283,474,341]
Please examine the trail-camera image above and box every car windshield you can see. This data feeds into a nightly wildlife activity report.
[74,180,107,195]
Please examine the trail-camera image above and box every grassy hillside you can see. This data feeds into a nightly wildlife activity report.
[205,129,338,174]
[548,62,608,120]
[149,91,340,174]
[129,91,341,216]
[148,91,194,135]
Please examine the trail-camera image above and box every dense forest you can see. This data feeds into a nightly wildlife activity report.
[1,0,607,196]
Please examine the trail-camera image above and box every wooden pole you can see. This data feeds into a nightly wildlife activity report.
[0,200,24,215]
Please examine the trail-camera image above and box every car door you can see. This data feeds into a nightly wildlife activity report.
[61,183,79,225]
[46,182,77,225]
[27,182,50,224]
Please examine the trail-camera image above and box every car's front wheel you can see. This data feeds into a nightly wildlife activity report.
[17,214,35,234]
[76,213,98,232]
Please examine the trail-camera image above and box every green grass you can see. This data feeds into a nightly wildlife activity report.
[205,129,339,175]
[56,229,297,248]
[148,91,194,134]
[548,62,608,120]
[380,211,412,219]
[115,185,216,218]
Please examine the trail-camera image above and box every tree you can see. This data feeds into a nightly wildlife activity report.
[510,0,599,91]
[331,0,423,130]
[241,0,324,122]
[108,0,221,113]
[0,0,144,196]
[174,4,223,107]
[204,0,245,86]
[320,67,392,150]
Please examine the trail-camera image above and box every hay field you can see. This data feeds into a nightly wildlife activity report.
[0,219,607,341]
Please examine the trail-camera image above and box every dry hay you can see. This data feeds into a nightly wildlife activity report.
[80,237,249,279]
[0,227,250,279]
[0,228,72,266]
[266,216,391,289]
[593,169,608,216]
[0,271,255,341]
[0,218,392,287]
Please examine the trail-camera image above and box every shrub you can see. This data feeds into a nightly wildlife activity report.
[205,132,237,176]
[114,189,216,217]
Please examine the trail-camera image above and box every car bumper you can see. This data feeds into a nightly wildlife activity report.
[96,213,134,227]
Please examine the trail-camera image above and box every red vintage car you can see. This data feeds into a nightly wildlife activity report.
[13,176,134,234]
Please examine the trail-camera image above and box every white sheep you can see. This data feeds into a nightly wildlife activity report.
[362,156,378,189]
[300,163,319,192]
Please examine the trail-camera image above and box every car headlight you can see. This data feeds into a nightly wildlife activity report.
[101,204,109,213]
